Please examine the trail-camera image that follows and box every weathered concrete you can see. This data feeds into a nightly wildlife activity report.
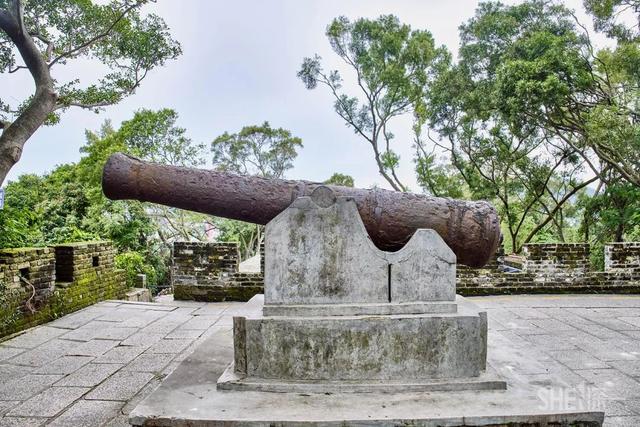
[233,296,488,382]
[264,195,389,305]
[387,228,456,302]
[262,299,458,317]
[264,195,456,307]
[251,192,487,388]
[217,363,506,393]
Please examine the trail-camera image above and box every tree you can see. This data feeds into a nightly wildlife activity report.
[80,110,210,245]
[0,109,207,289]
[118,109,205,167]
[582,178,640,243]
[324,172,354,187]
[413,152,465,198]
[451,0,640,187]
[425,1,600,252]
[0,0,181,185]
[298,15,448,191]
[211,122,303,259]
[0,173,45,247]
[584,0,640,42]
[211,122,302,179]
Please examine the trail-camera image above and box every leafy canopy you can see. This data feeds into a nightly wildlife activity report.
[423,0,599,252]
[298,15,448,191]
[0,0,181,121]
[211,122,302,179]
[211,122,303,259]
[324,172,354,187]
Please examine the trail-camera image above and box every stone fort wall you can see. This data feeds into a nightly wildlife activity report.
[172,241,264,302]
[458,242,640,295]
[0,241,128,338]
[173,241,640,302]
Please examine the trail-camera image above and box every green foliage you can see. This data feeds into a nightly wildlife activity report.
[0,278,21,333]
[584,0,640,42]
[0,174,46,248]
[211,122,302,259]
[0,0,181,119]
[324,173,354,187]
[424,0,607,252]
[118,109,205,166]
[583,181,640,243]
[211,122,302,179]
[414,153,465,198]
[114,251,158,293]
[439,0,640,187]
[0,108,208,291]
[299,14,449,191]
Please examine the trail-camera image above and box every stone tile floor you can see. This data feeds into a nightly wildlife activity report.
[0,294,639,426]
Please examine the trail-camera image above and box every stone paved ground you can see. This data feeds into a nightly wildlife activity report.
[0,294,639,426]
[0,297,243,427]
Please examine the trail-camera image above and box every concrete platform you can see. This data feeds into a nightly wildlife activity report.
[129,296,604,427]
[217,362,507,393]
[262,299,458,316]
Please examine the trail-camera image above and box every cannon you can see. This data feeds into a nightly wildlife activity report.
[102,153,501,267]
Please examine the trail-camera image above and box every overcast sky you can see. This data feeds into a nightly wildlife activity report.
[3,0,596,190]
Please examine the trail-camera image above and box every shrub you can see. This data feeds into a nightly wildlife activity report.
[114,251,158,294]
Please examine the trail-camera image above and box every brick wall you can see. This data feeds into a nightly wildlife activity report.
[0,247,56,302]
[0,241,127,338]
[172,242,264,302]
[54,241,117,282]
[605,242,640,272]
[522,243,590,274]
[458,242,640,295]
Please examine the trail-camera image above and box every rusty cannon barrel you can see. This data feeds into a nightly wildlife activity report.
[102,152,501,267]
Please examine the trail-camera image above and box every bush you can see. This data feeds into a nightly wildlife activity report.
[114,251,159,294]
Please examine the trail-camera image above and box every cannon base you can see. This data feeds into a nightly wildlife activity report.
[227,296,492,385]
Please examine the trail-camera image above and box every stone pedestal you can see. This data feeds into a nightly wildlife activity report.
[217,190,500,392]
[130,187,603,426]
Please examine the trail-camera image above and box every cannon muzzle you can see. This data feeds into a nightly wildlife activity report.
[102,152,501,267]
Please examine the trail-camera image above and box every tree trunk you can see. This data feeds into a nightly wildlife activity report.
[615,222,624,242]
[0,86,57,185]
[0,1,57,186]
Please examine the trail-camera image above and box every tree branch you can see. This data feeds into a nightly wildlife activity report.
[522,174,600,245]
[48,1,144,68]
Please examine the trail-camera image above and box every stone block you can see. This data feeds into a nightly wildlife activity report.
[47,399,123,427]
[33,355,94,374]
[94,346,146,364]
[6,386,89,417]
[388,229,455,302]
[264,196,456,307]
[85,371,154,401]
[233,295,487,382]
[125,353,175,373]
[0,374,63,401]
[265,196,388,305]
[67,339,120,357]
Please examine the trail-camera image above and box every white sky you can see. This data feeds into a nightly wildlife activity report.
[3,0,599,191]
